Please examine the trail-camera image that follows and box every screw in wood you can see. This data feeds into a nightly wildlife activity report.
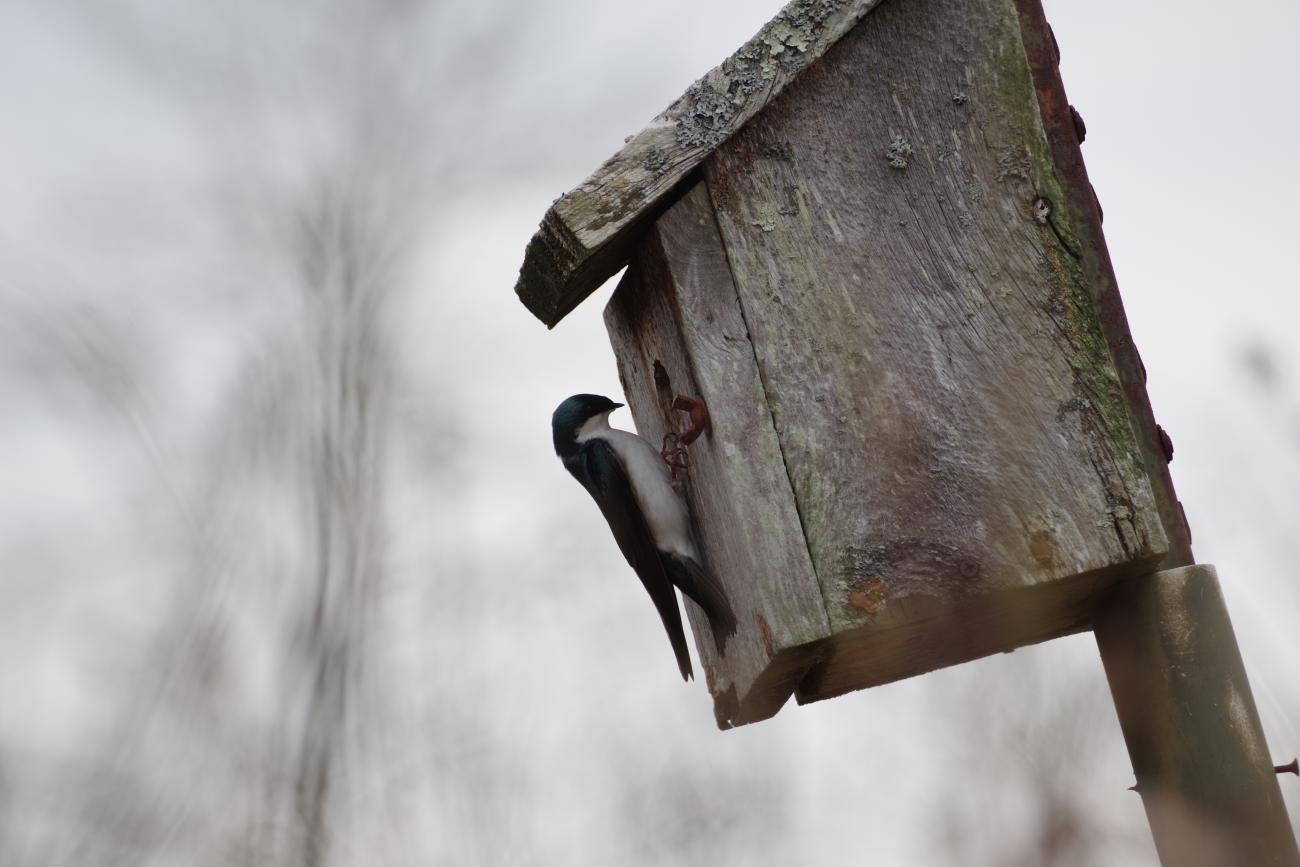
[1156,424,1175,462]
[1069,105,1087,143]
[1032,196,1052,225]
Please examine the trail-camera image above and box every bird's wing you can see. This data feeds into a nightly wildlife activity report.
[661,552,738,652]
[574,438,693,681]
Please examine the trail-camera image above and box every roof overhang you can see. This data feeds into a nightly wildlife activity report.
[514,0,887,327]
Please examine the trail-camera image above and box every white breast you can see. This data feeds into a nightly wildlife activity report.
[577,413,697,558]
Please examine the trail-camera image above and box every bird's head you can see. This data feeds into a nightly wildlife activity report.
[552,393,624,456]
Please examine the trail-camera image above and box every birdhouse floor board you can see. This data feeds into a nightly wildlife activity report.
[795,556,1161,705]
[714,643,827,730]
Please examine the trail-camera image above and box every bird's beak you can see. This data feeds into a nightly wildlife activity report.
[612,402,625,410]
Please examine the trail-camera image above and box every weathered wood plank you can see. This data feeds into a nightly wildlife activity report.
[700,0,1168,703]
[604,183,830,728]
[1012,0,1193,570]
[517,0,887,327]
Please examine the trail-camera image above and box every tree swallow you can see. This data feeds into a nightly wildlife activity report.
[552,393,738,680]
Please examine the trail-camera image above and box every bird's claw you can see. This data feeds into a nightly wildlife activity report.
[661,395,709,479]
[661,432,690,480]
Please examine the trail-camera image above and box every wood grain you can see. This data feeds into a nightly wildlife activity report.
[1012,0,1193,570]
[604,184,829,728]
[517,0,886,327]
[699,0,1168,703]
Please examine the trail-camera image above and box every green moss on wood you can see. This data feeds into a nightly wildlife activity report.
[985,7,1148,547]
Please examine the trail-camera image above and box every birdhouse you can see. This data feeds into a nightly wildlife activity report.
[516,0,1188,729]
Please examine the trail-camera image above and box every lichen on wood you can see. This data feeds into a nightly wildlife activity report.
[515,0,887,327]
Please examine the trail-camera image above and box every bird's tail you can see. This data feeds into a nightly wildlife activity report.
[644,575,693,682]
[667,623,694,682]
[662,553,738,653]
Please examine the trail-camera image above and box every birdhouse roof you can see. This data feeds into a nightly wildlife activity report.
[514,0,886,327]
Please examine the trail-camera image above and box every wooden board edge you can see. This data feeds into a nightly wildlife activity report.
[515,0,888,326]
[604,183,833,721]
[793,550,1165,705]
[714,641,826,730]
[1012,0,1192,567]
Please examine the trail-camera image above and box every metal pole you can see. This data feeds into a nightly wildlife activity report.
[1094,564,1299,866]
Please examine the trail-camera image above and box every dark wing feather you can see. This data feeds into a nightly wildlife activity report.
[661,552,737,652]
[567,439,693,681]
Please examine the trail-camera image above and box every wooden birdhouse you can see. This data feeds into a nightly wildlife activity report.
[516,0,1189,729]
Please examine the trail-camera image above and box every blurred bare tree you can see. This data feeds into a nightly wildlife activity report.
[0,1,530,864]
[930,648,1153,866]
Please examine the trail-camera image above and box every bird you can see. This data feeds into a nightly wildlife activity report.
[552,393,738,680]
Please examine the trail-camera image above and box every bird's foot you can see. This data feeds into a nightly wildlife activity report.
[661,395,709,479]
[661,433,690,480]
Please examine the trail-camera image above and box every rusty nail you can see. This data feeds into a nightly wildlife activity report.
[660,395,710,479]
[1128,781,1142,793]
[1069,105,1087,143]
[672,394,710,446]
[1179,500,1193,546]
[1156,424,1174,463]
[1276,758,1299,776]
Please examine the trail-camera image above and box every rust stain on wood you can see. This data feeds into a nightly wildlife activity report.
[1028,529,1056,569]
[845,579,888,618]
[755,614,775,657]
